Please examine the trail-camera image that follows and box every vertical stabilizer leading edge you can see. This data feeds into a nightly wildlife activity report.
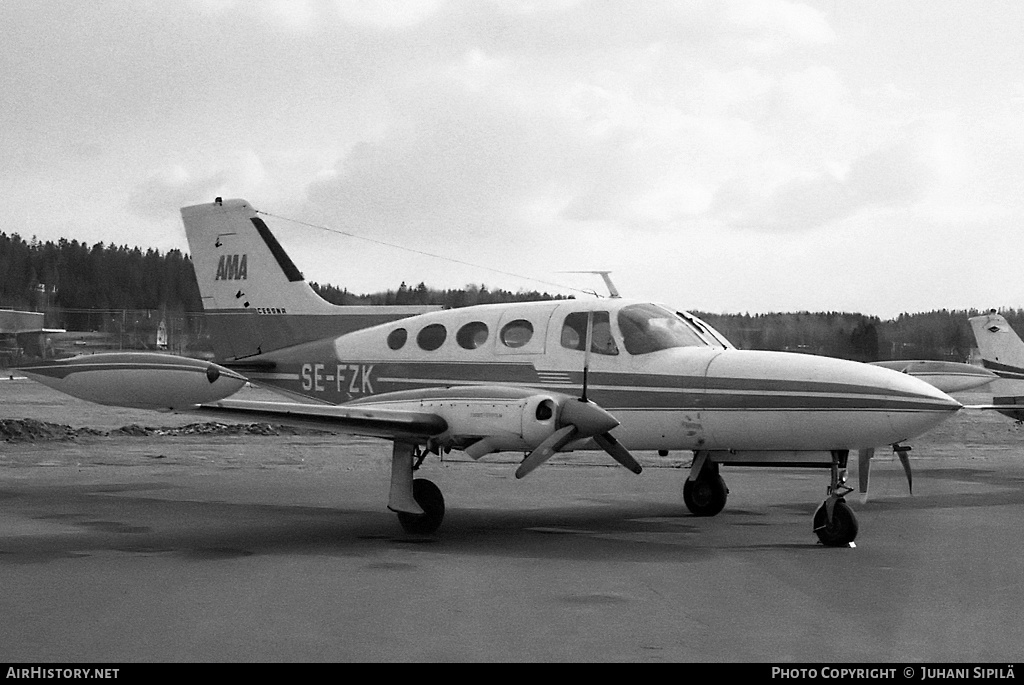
[181,198,440,360]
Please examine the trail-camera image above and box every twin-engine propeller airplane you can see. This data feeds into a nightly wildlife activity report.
[18,198,965,546]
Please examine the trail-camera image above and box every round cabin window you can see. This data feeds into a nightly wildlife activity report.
[387,328,408,350]
[456,321,489,350]
[417,323,447,351]
[500,319,534,348]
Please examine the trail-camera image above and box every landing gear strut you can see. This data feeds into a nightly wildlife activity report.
[813,450,858,547]
[684,451,729,516]
[389,441,446,535]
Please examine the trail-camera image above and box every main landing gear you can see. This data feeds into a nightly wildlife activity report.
[388,441,446,535]
[683,451,729,517]
[812,450,858,547]
[397,479,445,535]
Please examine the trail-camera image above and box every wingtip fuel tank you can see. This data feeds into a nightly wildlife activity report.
[17,352,248,410]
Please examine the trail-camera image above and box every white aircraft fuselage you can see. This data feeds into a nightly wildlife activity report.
[240,297,959,457]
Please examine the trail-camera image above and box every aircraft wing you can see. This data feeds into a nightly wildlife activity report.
[962,398,1024,422]
[17,351,637,473]
[189,397,449,440]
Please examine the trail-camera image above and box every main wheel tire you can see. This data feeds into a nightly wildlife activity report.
[683,474,728,517]
[813,499,859,547]
[396,479,445,535]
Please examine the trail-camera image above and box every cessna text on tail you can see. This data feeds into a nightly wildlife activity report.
[19,199,964,546]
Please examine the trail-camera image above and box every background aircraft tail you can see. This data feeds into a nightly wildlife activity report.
[968,311,1024,380]
[968,311,1024,420]
[181,198,439,360]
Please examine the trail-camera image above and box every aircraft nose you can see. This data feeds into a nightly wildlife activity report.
[701,350,961,450]
[877,363,962,437]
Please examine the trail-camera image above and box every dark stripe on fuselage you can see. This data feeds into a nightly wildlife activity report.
[366,361,939,399]
[262,360,954,414]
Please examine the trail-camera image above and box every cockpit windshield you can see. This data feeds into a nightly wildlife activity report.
[617,303,717,354]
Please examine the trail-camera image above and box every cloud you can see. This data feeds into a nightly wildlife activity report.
[725,0,835,49]
[304,85,575,238]
[333,0,442,28]
[128,151,266,220]
[711,129,940,232]
[128,167,229,221]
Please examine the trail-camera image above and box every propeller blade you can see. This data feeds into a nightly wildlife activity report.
[516,425,576,479]
[895,446,913,494]
[593,432,642,474]
[858,448,874,500]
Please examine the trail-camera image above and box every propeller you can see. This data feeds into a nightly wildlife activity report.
[857,444,913,501]
[594,431,643,474]
[894,444,913,494]
[515,310,643,479]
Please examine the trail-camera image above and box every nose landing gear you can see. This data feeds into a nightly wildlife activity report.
[813,450,858,547]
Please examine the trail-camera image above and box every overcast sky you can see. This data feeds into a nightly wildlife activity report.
[2,1,1022,318]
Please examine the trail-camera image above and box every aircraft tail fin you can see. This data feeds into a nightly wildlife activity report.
[180,198,439,360]
[182,198,336,315]
[968,311,1024,380]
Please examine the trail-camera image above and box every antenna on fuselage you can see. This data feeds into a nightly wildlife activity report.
[559,271,621,298]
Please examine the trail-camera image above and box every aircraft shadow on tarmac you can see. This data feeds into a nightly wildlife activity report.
[0,480,839,564]
[4,455,1023,565]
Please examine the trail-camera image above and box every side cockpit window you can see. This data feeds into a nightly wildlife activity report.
[560,311,619,356]
[617,303,708,354]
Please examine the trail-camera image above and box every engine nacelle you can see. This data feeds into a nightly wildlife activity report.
[419,393,562,458]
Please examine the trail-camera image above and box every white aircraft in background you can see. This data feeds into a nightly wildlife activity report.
[868,360,996,394]
[19,198,964,547]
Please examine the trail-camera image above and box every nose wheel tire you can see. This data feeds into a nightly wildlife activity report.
[396,478,446,535]
[813,498,858,547]
[683,473,728,517]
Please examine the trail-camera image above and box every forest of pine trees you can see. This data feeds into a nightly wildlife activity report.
[0,232,202,313]
[310,280,571,308]
[2,230,1021,362]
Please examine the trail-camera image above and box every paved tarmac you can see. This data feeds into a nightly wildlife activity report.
[2,379,1024,662]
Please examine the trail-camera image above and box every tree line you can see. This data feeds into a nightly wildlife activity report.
[310,280,572,308]
[0,232,202,313]
[693,310,1024,363]
[2,230,1020,361]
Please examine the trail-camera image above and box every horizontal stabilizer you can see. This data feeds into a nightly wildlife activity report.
[964,397,1024,422]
